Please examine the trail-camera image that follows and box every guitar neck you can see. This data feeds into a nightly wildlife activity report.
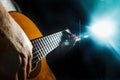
[31,29,69,64]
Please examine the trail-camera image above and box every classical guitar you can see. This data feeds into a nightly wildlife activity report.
[9,11,72,80]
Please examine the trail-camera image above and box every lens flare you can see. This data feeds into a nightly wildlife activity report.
[85,0,120,60]
[89,19,115,39]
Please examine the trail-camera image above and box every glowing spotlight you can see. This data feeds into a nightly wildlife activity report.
[89,19,115,39]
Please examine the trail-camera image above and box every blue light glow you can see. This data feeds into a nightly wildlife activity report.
[89,18,115,39]
[87,0,120,58]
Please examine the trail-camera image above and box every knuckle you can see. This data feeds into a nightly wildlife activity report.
[29,52,33,59]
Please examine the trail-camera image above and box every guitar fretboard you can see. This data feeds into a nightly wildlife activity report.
[31,30,65,64]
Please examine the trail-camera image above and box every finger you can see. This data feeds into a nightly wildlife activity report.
[27,52,33,77]
[18,56,27,80]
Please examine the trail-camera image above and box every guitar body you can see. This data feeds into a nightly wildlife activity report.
[9,12,56,80]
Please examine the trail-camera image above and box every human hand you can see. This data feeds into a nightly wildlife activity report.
[0,3,33,80]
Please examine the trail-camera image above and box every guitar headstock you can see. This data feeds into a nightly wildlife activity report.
[61,29,80,46]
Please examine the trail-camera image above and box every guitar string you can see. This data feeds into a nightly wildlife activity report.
[47,34,55,51]
[32,32,63,63]
[31,40,41,62]
[32,38,47,59]
[31,31,62,55]
[39,37,51,57]
[32,44,61,64]
[44,36,51,53]
[36,38,45,57]
[32,40,45,64]
[32,41,46,59]
[41,38,48,56]
[31,31,63,64]
[31,36,56,64]
[32,35,58,63]
[34,39,43,59]
[33,35,62,63]
[52,33,59,48]
[44,37,51,53]
[32,40,40,57]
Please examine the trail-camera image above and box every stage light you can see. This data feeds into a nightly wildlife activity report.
[89,19,115,40]
[85,0,120,60]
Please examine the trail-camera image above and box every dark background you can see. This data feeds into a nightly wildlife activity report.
[15,0,120,80]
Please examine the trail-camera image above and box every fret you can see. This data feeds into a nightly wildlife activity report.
[41,38,48,57]
[37,38,45,58]
[49,34,56,51]
[56,32,61,43]
[43,37,51,54]
[31,41,41,63]
[37,40,44,58]
[37,39,44,58]
[51,34,58,48]
[56,33,60,43]
[48,34,56,51]
[51,33,58,47]
[36,39,44,58]
[54,32,61,46]
[53,33,59,47]
[44,37,51,53]
[31,41,37,53]
[33,40,41,59]
[54,33,60,44]
[38,38,46,56]
[48,35,57,53]
[32,41,39,58]
[51,34,56,48]
[42,37,48,56]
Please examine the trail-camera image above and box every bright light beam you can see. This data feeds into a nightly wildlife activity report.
[89,19,115,40]
[86,0,120,59]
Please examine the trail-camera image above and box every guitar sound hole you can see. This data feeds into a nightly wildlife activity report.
[29,61,41,78]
